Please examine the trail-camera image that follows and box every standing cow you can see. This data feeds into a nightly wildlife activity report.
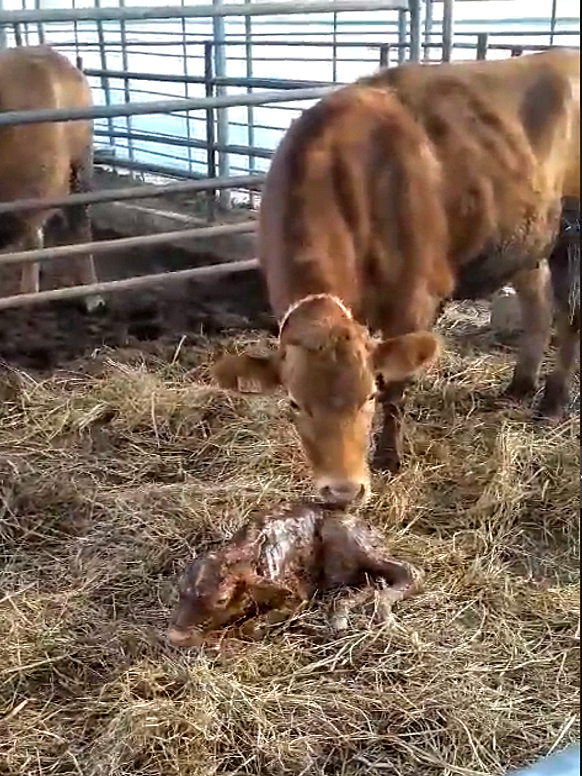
[0,45,103,311]
[213,49,580,506]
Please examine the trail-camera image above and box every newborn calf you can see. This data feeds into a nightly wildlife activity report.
[167,501,420,648]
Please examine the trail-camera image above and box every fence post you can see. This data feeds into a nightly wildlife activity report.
[379,43,390,68]
[476,32,488,60]
[244,0,256,209]
[0,0,6,49]
[204,41,217,221]
[94,0,115,154]
[442,0,454,62]
[397,9,407,63]
[409,0,421,61]
[212,0,231,210]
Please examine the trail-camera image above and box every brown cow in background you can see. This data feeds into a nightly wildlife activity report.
[214,48,580,506]
[0,45,103,311]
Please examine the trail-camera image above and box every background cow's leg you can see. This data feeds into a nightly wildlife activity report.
[504,263,553,400]
[539,309,580,417]
[18,226,43,296]
[67,150,105,314]
[539,220,580,417]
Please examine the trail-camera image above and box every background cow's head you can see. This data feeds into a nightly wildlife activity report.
[213,295,440,506]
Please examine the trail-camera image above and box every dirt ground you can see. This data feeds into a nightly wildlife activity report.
[0,250,579,776]
[0,238,275,373]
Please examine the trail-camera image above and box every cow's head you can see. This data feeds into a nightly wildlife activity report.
[213,295,440,506]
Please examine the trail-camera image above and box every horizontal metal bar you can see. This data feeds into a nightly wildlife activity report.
[94,128,274,160]
[0,174,265,216]
[0,0,409,25]
[0,85,335,128]
[85,68,335,90]
[95,155,209,180]
[0,221,256,267]
[0,257,260,311]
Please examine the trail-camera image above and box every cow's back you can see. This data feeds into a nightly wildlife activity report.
[0,46,93,202]
[365,49,579,202]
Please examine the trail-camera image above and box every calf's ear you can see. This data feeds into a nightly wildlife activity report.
[212,351,282,393]
[372,332,440,384]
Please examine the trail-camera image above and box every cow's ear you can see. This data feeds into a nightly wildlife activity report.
[372,332,440,384]
[212,351,282,393]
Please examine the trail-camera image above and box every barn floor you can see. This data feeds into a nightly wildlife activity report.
[0,260,579,776]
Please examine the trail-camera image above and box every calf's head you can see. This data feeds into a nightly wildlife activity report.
[213,295,440,506]
[168,554,254,648]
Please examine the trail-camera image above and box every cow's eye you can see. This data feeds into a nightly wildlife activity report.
[289,399,300,412]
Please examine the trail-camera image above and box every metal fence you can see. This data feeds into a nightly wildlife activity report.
[0,0,579,310]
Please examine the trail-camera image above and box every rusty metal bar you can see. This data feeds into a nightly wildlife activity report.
[0,174,265,216]
[0,258,260,311]
[0,221,257,267]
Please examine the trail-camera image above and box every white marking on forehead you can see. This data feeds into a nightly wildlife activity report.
[278,293,354,339]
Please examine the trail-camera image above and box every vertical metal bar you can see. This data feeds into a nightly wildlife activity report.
[476,32,488,60]
[244,0,256,208]
[550,0,558,46]
[442,0,454,62]
[379,43,390,68]
[423,0,433,62]
[33,0,45,44]
[13,22,23,46]
[204,41,217,221]
[72,0,80,63]
[212,0,230,210]
[20,0,30,45]
[119,0,134,163]
[180,0,194,174]
[409,0,421,62]
[0,0,6,49]
[332,10,338,81]
[397,9,407,64]
[95,0,115,154]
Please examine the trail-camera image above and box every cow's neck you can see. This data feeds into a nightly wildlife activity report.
[278,293,354,338]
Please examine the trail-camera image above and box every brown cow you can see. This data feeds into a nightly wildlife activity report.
[0,45,103,311]
[167,501,419,648]
[214,49,580,506]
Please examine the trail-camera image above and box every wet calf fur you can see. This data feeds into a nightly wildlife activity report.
[167,502,419,648]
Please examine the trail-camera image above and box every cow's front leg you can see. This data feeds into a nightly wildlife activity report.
[371,379,410,474]
[504,264,553,400]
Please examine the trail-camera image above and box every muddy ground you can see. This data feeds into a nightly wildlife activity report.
[0,231,275,373]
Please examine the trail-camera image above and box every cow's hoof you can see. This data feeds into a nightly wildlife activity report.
[537,375,569,420]
[372,447,402,475]
[502,374,538,402]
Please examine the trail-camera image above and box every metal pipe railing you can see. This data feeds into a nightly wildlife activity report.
[0,85,337,128]
[0,174,265,216]
[0,0,408,25]
[0,221,257,268]
[0,257,260,311]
